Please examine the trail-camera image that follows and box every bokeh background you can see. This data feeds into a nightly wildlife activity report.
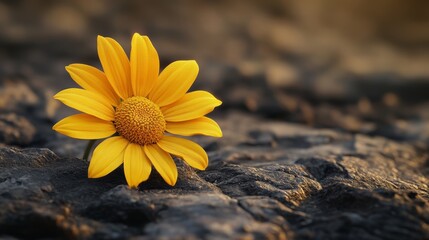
[1,0,429,150]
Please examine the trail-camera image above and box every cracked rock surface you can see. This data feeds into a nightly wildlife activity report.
[0,111,428,239]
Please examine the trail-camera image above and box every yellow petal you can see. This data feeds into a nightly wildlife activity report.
[130,33,159,97]
[97,35,132,99]
[65,64,119,106]
[161,91,222,122]
[144,144,178,186]
[88,136,129,178]
[53,113,116,139]
[123,143,152,188]
[166,117,222,137]
[54,88,115,121]
[149,60,199,107]
[157,136,208,170]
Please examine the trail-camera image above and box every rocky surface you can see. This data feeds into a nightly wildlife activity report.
[0,108,428,239]
[1,1,429,239]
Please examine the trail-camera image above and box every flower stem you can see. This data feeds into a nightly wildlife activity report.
[82,140,96,161]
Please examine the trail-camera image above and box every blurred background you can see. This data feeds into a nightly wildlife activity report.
[0,0,429,151]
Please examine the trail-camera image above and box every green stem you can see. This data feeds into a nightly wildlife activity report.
[82,140,96,161]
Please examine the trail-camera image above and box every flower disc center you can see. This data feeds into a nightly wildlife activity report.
[114,96,166,145]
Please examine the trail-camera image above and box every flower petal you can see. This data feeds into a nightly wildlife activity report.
[149,60,199,107]
[53,113,116,139]
[88,136,129,178]
[144,144,178,186]
[166,117,222,137]
[65,64,119,106]
[130,33,159,97]
[97,35,132,99]
[157,136,208,170]
[54,88,115,121]
[161,91,222,122]
[123,143,152,188]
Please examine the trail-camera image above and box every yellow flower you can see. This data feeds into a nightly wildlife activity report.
[53,33,222,188]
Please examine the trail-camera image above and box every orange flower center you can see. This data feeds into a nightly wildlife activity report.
[114,96,166,145]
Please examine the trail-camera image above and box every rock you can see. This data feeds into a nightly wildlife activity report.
[0,80,39,111]
[0,112,427,239]
[0,79,59,148]
[0,113,36,146]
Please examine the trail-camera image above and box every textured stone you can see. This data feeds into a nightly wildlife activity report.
[0,113,36,146]
[0,112,427,239]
